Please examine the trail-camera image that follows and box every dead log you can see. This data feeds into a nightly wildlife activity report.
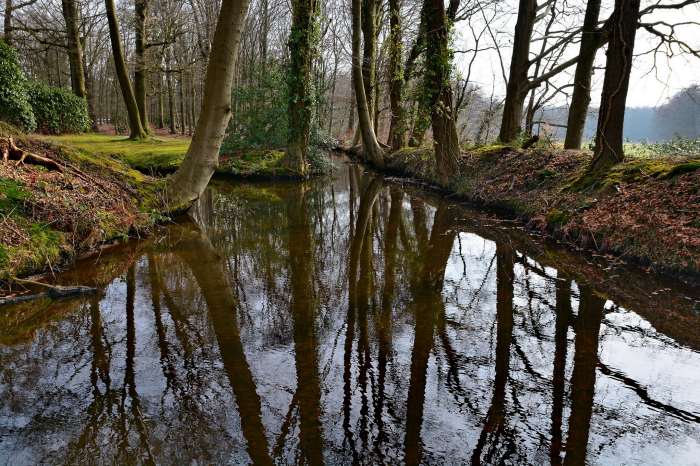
[0,277,97,306]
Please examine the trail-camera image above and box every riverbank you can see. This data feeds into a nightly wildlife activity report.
[0,124,162,278]
[47,134,307,178]
[347,144,700,280]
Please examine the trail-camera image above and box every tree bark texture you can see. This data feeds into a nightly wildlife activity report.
[61,0,87,100]
[281,0,317,171]
[498,0,537,143]
[589,0,640,172]
[388,0,405,151]
[564,0,603,150]
[424,0,460,183]
[361,0,378,128]
[165,0,251,212]
[105,0,147,139]
[351,0,385,167]
[134,0,151,134]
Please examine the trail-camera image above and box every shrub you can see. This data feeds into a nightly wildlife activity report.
[221,59,337,171]
[26,79,90,134]
[222,59,289,153]
[0,42,36,132]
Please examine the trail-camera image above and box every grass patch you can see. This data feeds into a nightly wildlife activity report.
[45,134,190,172]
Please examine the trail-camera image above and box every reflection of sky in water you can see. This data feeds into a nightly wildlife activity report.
[2,162,700,465]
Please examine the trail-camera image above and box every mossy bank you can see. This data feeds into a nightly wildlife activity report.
[0,123,163,278]
[48,134,324,179]
[348,144,700,279]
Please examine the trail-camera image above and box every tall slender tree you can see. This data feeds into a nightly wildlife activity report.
[351,0,385,167]
[134,0,152,134]
[424,0,460,183]
[588,0,641,172]
[105,0,147,139]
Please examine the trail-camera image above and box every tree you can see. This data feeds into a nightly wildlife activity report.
[164,0,250,212]
[564,0,602,149]
[60,0,86,101]
[134,0,152,134]
[105,0,148,139]
[387,0,405,151]
[423,0,460,183]
[588,0,641,172]
[351,0,385,167]
[280,0,318,171]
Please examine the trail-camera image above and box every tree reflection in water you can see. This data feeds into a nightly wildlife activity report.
[2,156,700,465]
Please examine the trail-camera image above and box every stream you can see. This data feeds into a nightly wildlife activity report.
[2,154,700,465]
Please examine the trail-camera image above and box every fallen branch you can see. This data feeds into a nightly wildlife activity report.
[0,276,97,306]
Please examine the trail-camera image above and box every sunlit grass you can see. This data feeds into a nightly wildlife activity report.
[45,134,190,171]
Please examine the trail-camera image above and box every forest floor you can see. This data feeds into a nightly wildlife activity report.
[0,124,163,278]
[349,144,700,279]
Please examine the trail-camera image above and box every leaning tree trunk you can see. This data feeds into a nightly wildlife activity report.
[61,0,86,100]
[351,0,385,167]
[361,0,378,129]
[424,0,460,184]
[564,0,603,150]
[588,0,640,172]
[388,0,405,151]
[498,0,537,143]
[134,0,151,134]
[105,0,147,139]
[281,0,317,171]
[164,0,251,212]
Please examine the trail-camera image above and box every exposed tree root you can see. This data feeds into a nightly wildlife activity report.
[1,137,65,172]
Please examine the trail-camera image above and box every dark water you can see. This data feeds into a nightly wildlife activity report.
[2,155,700,465]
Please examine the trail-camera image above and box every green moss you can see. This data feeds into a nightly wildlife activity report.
[547,209,571,227]
[666,163,700,179]
[217,150,303,178]
[44,134,190,172]
[0,177,34,211]
[466,145,511,159]
[537,169,558,181]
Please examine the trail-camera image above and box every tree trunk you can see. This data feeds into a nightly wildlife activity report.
[157,73,164,129]
[348,83,356,138]
[167,71,175,134]
[424,0,460,184]
[281,0,317,171]
[179,72,185,135]
[134,0,151,134]
[85,68,99,132]
[498,0,537,143]
[351,0,384,167]
[388,0,405,151]
[164,0,251,212]
[61,0,87,100]
[189,70,196,136]
[105,0,147,139]
[588,0,640,172]
[565,0,603,150]
[361,0,377,129]
[3,0,12,45]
